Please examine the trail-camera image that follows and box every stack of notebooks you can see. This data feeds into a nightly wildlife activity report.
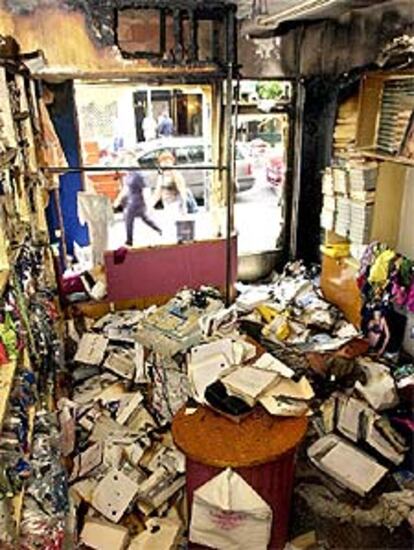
[348,161,378,244]
[322,168,334,195]
[349,201,374,244]
[377,78,414,156]
[321,195,336,231]
[349,162,378,196]
[332,167,348,195]
[335,196,351,237]
[320,160,379,244]
[321,168,335,230]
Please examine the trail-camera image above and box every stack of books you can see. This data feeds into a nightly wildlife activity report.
[333,94,359,154]
[321,195,336,230]
[321,168,336,230]
[349,162,378,195]
[335,196,351,237]
[348,161,378,244]
[349,200,374,244]
[332,166,348,195]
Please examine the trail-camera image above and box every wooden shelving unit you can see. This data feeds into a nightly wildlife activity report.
[0,358,18,431]
[359,148,414,168]
[0,270,10,296]
[0,42,56,543]
[321,70,414,324]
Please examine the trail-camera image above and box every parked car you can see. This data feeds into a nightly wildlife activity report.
[136,137,255,201]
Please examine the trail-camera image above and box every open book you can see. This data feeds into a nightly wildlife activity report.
[222,366,278,407]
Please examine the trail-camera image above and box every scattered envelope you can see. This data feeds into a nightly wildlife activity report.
[128,518,182,550]
[190,468,272,550]
[70,442,103,481]
[81,518,129,550]
[189,354,231,403]
[75,333,108,365]
[92,469,139,523]
[190,339,234,366]
[260,396,309,417]
[116,392,144,425]
[261,376,314,401]
[308,434,387,496]
[253,353,294,378]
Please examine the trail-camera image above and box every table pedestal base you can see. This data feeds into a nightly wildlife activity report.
[186,450,297,550]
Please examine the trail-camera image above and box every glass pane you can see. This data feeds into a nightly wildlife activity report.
[75,82,225,255]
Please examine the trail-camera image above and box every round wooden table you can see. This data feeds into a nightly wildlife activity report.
[172,405,308,550]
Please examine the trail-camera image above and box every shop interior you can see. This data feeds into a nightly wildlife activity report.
[0,1,413,550]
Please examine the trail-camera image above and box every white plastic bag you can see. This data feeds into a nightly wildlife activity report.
[189,468,272,550]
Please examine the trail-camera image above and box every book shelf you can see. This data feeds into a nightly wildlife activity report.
[320,70,414,324]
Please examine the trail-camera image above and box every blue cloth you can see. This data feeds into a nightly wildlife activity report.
[45,83,89,258]
[157,116,174,137]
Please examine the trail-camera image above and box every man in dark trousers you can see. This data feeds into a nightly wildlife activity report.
[114,155,162,246]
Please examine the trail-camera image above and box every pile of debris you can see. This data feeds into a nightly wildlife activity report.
[236,263,414,536]
[60,262,414,547]
[62,307,189,549]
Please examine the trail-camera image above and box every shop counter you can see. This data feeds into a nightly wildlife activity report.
[104,235,237,303]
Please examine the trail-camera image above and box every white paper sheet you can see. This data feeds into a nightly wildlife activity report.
[253,353,294,379]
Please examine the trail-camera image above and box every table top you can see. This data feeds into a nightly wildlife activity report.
[172,405,308,468]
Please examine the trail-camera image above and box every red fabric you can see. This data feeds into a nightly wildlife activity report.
[186,450,297,550]
[61,273,85,295]
[0,339,8,365]
[113,246,128,265]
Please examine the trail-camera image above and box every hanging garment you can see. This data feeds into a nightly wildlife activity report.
[78,193,113,266]
[368,249,395,285]
[38,100,68,189]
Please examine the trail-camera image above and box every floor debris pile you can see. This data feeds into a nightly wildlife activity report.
[62,263,413,548]
[236,263,414,543]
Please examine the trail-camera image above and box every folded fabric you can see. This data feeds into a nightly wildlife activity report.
[113,246,128,265]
